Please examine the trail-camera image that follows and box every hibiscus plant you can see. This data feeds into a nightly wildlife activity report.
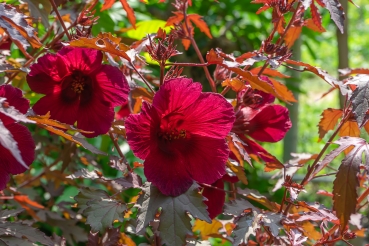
[0,0,368,245]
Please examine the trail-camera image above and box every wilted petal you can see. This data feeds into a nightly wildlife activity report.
[240,136,277,163]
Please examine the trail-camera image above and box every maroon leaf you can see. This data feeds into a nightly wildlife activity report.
[322,0,345,34]
[316,137,368,231]
[310,2,324,31]
[346,74,369,127]
[0,4,42,57]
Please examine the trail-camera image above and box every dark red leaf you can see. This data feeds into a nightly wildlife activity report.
[310,2,324,31]
[120,0,136,28]
[322,0,345,33]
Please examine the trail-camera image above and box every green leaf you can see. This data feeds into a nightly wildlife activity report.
[74,187,126,232]
[0,221,53,246]
[125,20,171,40]
[136,183,211,246]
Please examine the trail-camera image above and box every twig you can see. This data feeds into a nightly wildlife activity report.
[129,61,156,94]
[311,172,337,180]
[199,182,234,193]
[159,62,165,86]
[182,3,217,92]
[284,111,350,215]
[18,157,61,188]
[278,188,288,213]
[49,0,72,41]
[220,86,230,96]
[165,62,210,67]
[108,131,132,172]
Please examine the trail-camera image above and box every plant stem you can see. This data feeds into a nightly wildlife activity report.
[159,62,165,86]
[108,131,132,172]
[129,61,156,94]
[182,3,217,92]
[165,62,210,67]
[357,186,369,206]
[49,0,72,41]
[283,112,350,215]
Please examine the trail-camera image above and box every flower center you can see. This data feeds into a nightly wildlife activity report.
[71,74,85,94]
[61,71,93,105]
[158,129,187,142]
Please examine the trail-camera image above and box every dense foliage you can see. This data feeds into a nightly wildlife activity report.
[0,0,368,245]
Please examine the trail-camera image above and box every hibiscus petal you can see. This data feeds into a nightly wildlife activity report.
[153,78,202,114]
[32,92,79,125]
[185,135,228,185]
[77,98,114,138]
[183,93,235,138]
[58,47,103,74]
[27,53,68,94]
[0,123,35,176]
[125,102,160,159]
[91,65,129,107]
[247,105,292,142]
[202,179,225,219]
[144,149,193,196]
[0,172,10,191]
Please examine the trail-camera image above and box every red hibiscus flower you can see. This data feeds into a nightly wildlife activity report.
[125,78,235,196]
[232,80,291,164]
[0,85,35,190]
[26,47,129,138]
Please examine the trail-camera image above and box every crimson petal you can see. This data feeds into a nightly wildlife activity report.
[185,135,228,185]
[182,93,235,139]
[152,78,202,114]
[58,47,103,74]
[247,105,292,142]
[202,179,225,219]
[32,92,79,125]
[144,149,193,196]
[125,102,160,160]
[77,98,114,138]
[91,65,129,107]
[0,123,35,190]
[27,53,68,94]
